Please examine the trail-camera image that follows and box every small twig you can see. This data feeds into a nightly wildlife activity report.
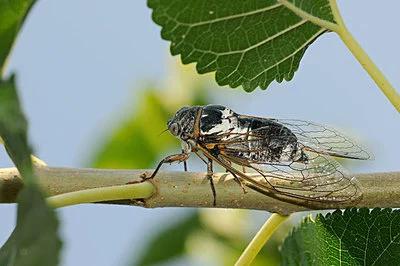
[1,167,400,214]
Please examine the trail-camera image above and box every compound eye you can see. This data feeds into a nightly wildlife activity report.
[169,123,180,136]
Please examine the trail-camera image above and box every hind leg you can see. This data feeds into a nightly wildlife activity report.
[206,159,217,206]
[194,151,217,206]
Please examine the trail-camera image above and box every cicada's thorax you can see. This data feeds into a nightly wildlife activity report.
[198,105,307,163]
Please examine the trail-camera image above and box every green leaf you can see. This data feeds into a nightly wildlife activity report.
[133,212,201,266]
[0,76,33,181]
[148,0,336,91]
[0,76,62,265]
[0,0,36,72]
[284,0,335,23]
[0,184,62,266]
[281,208,400,265]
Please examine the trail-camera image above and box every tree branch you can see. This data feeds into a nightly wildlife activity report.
[0,167,399,215]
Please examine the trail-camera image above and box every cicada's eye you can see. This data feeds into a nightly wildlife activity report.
[169,122,180,136]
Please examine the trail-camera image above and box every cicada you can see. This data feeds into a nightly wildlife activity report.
[147,105,371,208]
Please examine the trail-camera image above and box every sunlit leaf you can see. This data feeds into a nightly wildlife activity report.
[281,208,400,265]
[0,0,36,72]
[148,0,336,91]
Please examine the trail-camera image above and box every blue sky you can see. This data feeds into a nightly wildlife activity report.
[1,1,400,265]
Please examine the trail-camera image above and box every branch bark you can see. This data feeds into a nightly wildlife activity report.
[0,167,399,215]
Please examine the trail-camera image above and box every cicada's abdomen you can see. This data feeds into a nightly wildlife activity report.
[198,105,307,164]
[236,117,307,164]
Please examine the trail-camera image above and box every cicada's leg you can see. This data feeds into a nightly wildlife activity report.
[206,158,217,207]
[229,171,247,194]
[144,152,190,180]
[194,151,217,206]
[182,149,188,172]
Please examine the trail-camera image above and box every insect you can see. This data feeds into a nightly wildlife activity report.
[147,105,371,208]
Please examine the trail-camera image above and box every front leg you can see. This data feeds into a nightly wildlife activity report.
[182,149,188,172]
[145,152,190,180]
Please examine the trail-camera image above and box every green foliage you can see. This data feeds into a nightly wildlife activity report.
[133,210,284,266]
[92,90,174,168]
[134,212,201,266]
[148,0,333,91]
[0,0,36,72]
[287,0,335,22]
[0,186,62,266]
[90,62,210,169]
[281,208,400,265]
[0,77,61,265]
[0,76,33,180]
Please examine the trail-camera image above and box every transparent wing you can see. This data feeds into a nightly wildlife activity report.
[218,150,362,204]
[275,119,372,160]
[197,115,367,206]
[201,117,372,160]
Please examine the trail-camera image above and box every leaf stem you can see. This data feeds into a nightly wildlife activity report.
[329,0,400,112]
[47,182,155,208]
[235,213,288,266]
[281,0,400,112]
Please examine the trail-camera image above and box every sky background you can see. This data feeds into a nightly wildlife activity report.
[1,1,400,265]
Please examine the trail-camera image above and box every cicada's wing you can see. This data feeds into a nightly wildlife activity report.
[275,119,372,160]
[201,116,372,161]
[197,113,367,206]
[218,150,362,205]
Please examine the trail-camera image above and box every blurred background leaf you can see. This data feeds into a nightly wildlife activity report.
[90,59,211,169]
[134,212,201,266]
[132,209,287,266]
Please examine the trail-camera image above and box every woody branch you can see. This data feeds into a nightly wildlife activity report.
[0,167,399,215]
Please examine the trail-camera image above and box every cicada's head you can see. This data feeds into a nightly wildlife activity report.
[167,106,201,141]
